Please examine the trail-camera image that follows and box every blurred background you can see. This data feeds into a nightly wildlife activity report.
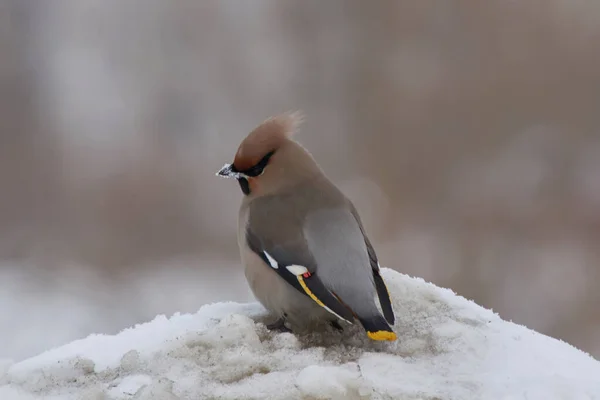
[1,0,599,362]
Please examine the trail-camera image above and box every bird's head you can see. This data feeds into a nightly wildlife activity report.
[216,111,321,197]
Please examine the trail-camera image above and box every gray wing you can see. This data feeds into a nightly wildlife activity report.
[348,203,395,324]
[303,207,383,319]
[245,201,356,323]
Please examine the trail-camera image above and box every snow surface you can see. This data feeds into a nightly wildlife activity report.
[1,268,599,400]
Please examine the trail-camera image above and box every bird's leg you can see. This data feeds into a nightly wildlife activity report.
[330,320,344,331]
[266,315,292,333]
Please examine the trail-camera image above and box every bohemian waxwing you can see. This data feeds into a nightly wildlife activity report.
[216,112,396,341]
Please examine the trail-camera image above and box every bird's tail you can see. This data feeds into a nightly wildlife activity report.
[358,314,397,341]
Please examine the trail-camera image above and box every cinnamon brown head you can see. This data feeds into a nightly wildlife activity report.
[232,112,302,171]
[217,112,312,195]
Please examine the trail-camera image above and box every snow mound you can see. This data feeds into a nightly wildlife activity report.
[1,268,599,400]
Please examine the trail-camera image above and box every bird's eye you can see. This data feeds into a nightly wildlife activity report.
[243,151,275,177]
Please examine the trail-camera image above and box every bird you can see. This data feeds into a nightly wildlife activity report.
[216,112,396,341]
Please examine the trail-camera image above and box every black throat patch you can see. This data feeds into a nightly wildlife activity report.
[237,177,250,195]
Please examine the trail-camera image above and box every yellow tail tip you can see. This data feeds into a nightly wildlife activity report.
[367,330,397,341]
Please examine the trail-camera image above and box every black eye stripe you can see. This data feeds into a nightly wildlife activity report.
[237,151,275,177]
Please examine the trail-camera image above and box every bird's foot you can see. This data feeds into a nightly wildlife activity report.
[330,320,344,331]
[266,317,292,333]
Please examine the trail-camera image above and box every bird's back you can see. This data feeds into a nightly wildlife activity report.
[243,177,378,312]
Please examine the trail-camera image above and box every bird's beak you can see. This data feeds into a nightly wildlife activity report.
[216,163,237,178]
